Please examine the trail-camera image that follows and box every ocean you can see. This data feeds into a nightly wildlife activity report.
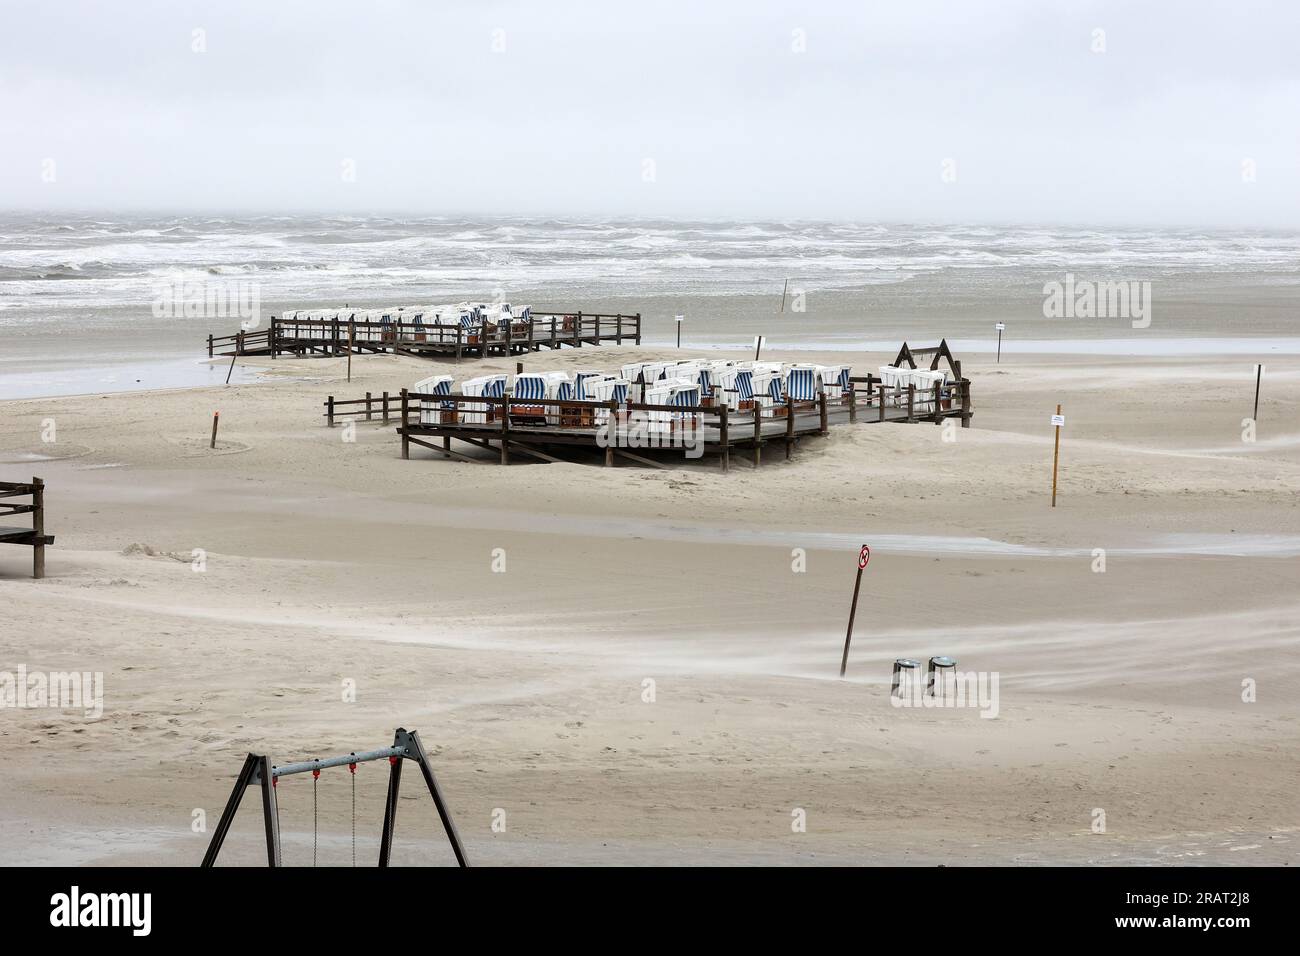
[3,214,1299,397]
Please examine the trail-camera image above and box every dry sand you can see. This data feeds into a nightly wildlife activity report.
[1,345,1297,865]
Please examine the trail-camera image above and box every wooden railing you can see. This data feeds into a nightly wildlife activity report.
[209,310,641,357]
[0,478,52,578]
[845,375,972,426]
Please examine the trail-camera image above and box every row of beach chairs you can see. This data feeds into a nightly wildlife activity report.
[281,302,540,345]
[412,361,860,431]
[876,366,951,410]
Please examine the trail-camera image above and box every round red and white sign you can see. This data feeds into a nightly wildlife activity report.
[858,545,871,569]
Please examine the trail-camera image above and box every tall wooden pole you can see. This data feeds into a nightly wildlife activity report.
[1253,364,1263,423]
[348,320,355,383]
[1051,403,1062,508]
[210,411,220,449]
[840,545,870,677]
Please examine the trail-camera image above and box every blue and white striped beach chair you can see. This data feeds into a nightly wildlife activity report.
[511,373,549,424]
[786,366,821,405]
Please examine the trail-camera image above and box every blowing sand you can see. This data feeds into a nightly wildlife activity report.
[1,345,1297,866]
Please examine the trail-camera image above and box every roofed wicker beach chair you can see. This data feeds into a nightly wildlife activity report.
[510,372,550,425]
[585,376,630,424]
[460,374,506,423]
[667,383,702,436]
[786,364,822,409]
[752,368,787,418]
[413,374,455,425]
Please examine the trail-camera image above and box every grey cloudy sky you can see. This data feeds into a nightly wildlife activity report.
[2,0,1297,225]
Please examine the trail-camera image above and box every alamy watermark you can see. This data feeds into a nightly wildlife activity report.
[0,665,104,719]
[596,411,703,459]
[1043,273,1151,329]
[152,278,261,329]
[891,669,1000,718]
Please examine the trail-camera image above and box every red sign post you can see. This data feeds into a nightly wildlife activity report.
[840,545,871,677]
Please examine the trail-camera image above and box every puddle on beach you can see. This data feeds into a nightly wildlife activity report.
[0,357,266,400]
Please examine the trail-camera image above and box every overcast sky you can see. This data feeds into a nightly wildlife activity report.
[2,0,1297,225]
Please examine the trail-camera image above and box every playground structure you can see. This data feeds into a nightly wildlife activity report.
[200,727,468,868]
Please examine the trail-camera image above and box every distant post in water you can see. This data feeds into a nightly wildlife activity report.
[675,314,683,349]
[1050,404,1064,507]
[753,334,766,361]
[995,322,1005,363]
[840,544,871,678]
[1253,363,1264,424]
[210,411,220,450]
[778,279,789,313]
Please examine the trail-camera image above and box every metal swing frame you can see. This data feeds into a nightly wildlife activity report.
[200,727,468,867]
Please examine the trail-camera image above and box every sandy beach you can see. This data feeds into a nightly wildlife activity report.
[2,344,1296,866]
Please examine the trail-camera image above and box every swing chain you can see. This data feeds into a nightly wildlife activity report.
[312,765,320,868]
[349,754,357,868]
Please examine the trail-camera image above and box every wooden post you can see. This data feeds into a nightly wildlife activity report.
[327,395,335,427]
[210,411,220,449]
[879,385,887,422]
[401,390,410,460]
[269,316,277,360]
[32,477,44,580]
[961,379,971,428]
[382,391,390,424]
[236,330,244,356]
[527,318,535,352]
[634,312,642,345]
[456,326,463,361]
[500,396,510,465]
[719,404,730,473]
[574,311,582,348]
[906,384,915,423]
[785,394,795,459]
[848,382,857,423]
[595,314,601,344]
[1253,364,1263,423]
[365,392,372,422]
[348,320,355,382]
[840,545,870,677]
[616,314,623,345]
[207,334,214,358]
[605,400,617,467]
[932,381,942,424]
[1051,404,1062,507]
[819,391,829,434]
[225,347,238,385]
[752,407,762,468]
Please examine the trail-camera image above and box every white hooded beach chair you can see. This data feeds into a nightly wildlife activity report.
[752,369,787,418]
[413,374,454,425]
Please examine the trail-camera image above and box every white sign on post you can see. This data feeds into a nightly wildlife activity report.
[995,322,1005,331]
[675,315,684,323]
[1051,414,1065,427]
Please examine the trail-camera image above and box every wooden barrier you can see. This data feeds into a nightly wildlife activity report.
[209,310,642,361]
[0,478,53,578]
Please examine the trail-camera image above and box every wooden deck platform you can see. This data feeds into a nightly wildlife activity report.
[209,310,640,361]
[320,376,974,470]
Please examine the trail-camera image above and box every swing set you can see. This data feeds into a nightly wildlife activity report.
[200,727,468,867]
